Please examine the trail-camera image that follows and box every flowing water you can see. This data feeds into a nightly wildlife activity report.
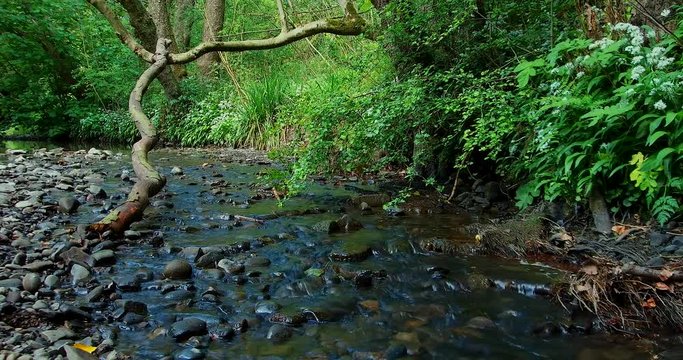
[1,142,658,359]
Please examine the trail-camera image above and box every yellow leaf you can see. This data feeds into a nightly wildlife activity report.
[629,152,644,166]
[73,343,97,354]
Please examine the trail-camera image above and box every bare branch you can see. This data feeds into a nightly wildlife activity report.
[276,0,289,33]
[170,16,364,64]
[86,0,155,63]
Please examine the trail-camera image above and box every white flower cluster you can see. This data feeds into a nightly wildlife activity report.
[631,65,646,80]
[535,124,556,152]
[661,9,671,17]
[654,100,667,110]
[589,38,614,50]
[613,23,645,55]
[647,47,675,69]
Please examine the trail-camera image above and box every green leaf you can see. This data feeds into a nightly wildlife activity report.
[646,131,668,146]
[305,268,324,277]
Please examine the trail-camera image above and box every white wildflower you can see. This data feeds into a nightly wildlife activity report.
[656,57,674,70]
[625,45,641,55]
[631,55,644,64]
[654,100,667,111]
[576,71,585,79]
[625,88,635,96]
[631,65,646,80]
[661,9,671,17]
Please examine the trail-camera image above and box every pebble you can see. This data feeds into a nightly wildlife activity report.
[169,318,208,341]
[22,273,41,292]
[163,259,193,279]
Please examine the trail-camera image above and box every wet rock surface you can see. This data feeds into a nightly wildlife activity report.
[0,145,659,359]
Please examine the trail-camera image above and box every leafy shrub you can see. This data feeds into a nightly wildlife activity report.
[513,19,682,224]
[76,110,139,143]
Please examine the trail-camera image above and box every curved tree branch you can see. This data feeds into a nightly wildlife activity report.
[86,0,155,63]
[170,16,364,64]
[88,38,170,234]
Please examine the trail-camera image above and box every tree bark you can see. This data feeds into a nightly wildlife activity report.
[589,188,612,235]
[197,0,225,75]
[149,0,187,78]
[88,39,170,234]
[174,0,196,51]
[117,0,181,98]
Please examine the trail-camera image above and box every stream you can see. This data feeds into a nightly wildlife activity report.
[0,141,658,359]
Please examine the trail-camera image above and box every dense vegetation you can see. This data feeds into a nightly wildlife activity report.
[1,0,681,226]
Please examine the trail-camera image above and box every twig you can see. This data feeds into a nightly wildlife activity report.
[234,215,265,224]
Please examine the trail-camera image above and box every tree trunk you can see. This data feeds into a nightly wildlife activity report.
[174,0,196,51]
[117,0,181,98]
[88,39,170,234]
[149,0,187,78]
[197,0,225,75]
[589,188,612,235]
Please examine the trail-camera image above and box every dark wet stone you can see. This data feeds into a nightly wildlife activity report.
[180,247,204,262]
[61,247,95,268]
[124,230,141,239]
[22,260,54,272]
[384,344,408,360]
[135,268,154,282]
[533,322,562,337]
[85,285,104,303]
[267,324,293,343]
[71,264,91,284]
[122,312,145,325]
[312,220,340,234]
[354,271,373,288]
[92,249,115,265]
[196,251,224,268]
[175,347,205,360]
[255,301,281,315]
[163,259,193,279]
[663,245,678,253]
[466,316,496,330]
[170,318,208,341]
[329,243,372,262]
[164,289,195,301]
[123,300,148,315]
[269,311,306,326]
[646,257,665,267]
[22,273,41,292]
[650,232,671,247]
[211,325,235,340]
[203,269,224,280]
[336,214,363,232]
[58,196,80,213]
[0,278,22,288]
[245,256,271,267]
[673,236,683,247]
[5,291,21,303]
[88,185,107,199]
[116,276,142,292]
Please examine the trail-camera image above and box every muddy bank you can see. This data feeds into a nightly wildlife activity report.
[0,145,671,359]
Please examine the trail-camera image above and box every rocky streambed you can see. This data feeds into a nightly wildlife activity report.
[0,144,664,359]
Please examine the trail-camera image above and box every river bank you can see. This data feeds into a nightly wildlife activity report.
[0,145,679,359]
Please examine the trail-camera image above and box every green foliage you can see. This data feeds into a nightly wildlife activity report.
[77,110,139,143]
[513,19,683,224]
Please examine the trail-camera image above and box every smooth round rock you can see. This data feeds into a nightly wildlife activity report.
[163,259,193,279]
[22,273,41,292]
[169,318,207,341]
